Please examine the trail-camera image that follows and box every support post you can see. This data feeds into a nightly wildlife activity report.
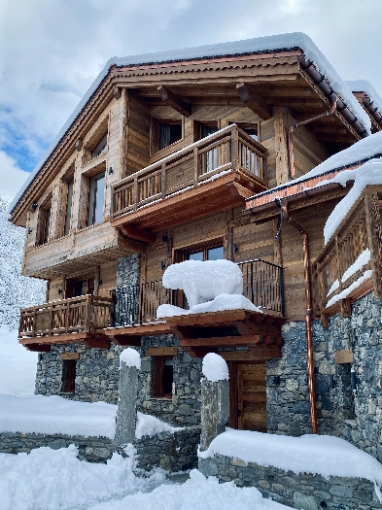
[115,349,141,445]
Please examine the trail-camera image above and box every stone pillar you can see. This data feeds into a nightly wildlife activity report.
[115,349,140,445]
[199,353,230,452]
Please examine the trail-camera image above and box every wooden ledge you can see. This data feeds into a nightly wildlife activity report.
[19,332,111,350]
[165,309,284,328]
[105,322,171,346]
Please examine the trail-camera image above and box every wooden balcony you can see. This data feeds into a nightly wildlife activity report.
[23,222,143,279]
[312,186,382,322]
[111,125,267,238]
[19,295,112,351]
[105,259,284,357]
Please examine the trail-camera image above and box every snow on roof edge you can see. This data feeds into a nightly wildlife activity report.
[9,32,371,215]
[346,79,382,112]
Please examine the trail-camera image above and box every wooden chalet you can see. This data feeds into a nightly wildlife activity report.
[8,33,382,436]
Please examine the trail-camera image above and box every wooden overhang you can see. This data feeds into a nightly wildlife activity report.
[112,170,263,239]
[19,333,111,351]
[10,47,367,228]
[104,309,284,359]
[244,165,360,222]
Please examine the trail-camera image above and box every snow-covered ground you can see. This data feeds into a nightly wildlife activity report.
[0,327,37,395]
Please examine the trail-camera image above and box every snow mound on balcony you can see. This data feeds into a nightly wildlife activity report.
[135,412,182,439]
[120,348,141,370]
[323,158,382,243]
[157,294,261,319]
[163,260,243,309]
[202,353,229,382]
[198,429,382,491]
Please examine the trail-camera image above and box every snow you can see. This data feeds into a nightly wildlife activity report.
[120,348,141,370]
[157,294,261,319]
[135,412,182,439]
[0,444,166,510]
[0,196,46,329]
[327,279,339,297]
[0,394,117,438]
[162,260,243,309]
[10,32,370,216]
[202,353,229,382]
[346,79,382,113]
[199,429,382,489]
[326,270,373,308]
[323,158,382,243]
[0,327,37,395]
[341,249,370,283]
[88,468,292,510]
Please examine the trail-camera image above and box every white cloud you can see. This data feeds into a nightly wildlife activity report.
[0,151,29,201]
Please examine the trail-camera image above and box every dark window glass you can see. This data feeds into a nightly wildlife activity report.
[37,206,51,246]
[159,123,182,150]
[155,357,173,398]
[91,134,108,159]
[61,360,76,393]
[163,359,174,395]
[201,125,218,138]
[88,172,105,226]
[187,251,203,261]
[201,125,218,173]
[43,208,51,245]
[64,178,74,236]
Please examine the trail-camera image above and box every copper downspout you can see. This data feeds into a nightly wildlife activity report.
[276,200,318,434]
[288,102,337,179]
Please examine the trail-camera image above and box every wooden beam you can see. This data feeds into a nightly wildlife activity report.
[111,335,142,347]
[236,83,272,120]
[274,106,289,185]
[104,322,170,338]
[84,338,111,349]
[157,85,192,117]
[120,225,156,243]
[60,353,80,360]
[147,346,177,356]
[24,343,51,352]
[220,345,281,361]
[184,346,217,358]
[180,335,267,347]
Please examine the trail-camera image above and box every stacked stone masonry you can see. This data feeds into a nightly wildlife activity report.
[199,454,382,510]
[267,291,382,462]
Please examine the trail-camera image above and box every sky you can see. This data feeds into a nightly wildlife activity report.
[1,0,382,200]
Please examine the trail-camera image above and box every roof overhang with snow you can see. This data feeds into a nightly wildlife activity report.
[9,32,373,225]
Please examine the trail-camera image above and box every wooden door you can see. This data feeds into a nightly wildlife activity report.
[230,362,267,432]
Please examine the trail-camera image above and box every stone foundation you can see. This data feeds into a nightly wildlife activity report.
[199,454,382,510]
[266,292,382,462]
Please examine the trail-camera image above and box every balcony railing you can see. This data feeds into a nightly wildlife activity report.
[112,124,266,218]
[19,295,112,338]
[312,190,382,316]
[114,259,284,327]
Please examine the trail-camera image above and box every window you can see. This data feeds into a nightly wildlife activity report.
[88,171,105,226]
[61,360,76,393]
[231,122,258,141]
[64,177,74,236]
[155,357,174,398]
[154,121,182,151]
[66,275,95,298]
[91,133,108,159]
[37,203,51,246]
[185,244,224,262]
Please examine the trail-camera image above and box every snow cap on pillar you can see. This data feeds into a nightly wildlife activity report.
[120,348,141,370]
[202,353,229,382]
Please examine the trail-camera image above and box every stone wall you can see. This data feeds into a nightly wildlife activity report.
[134,427,200,472]
[266,291,382,462]
[0,432,115,462]
[138,335,202,427]
[199,454,382,510]
[35,342,121,404]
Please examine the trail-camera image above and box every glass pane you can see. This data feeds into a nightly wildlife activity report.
[44,208,51,244]
[159,123,182,150]
[207,246,224,260]
[64,178,74,236]
[187,251,203,261]
[88,172,105,226]
[201,125,218,138]
[91,134,107,159]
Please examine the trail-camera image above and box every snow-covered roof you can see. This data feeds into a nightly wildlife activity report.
[346,79,382,110]
[10,32,372,215]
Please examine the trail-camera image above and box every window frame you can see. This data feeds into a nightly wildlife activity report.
[154,356,174,399]
[36,197,52,247]
[87,171,106,227]
[61,359,76,393]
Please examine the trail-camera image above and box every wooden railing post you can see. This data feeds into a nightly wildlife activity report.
[194,147,200,183]
[231,127,238,170]
[161,163,166,197]
[133,176,138,210]
[85,295,91,332]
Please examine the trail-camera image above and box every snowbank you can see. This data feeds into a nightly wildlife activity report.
[120,348,141,370]
[326,270,373,308]
[323,158,382,243]
[0,394,117,438]
[202,353,229,382]
[341,249,370,283]
[135,412,182,439]
[199,429,382,487]
[0,327,37,396]
[157,294,261,318]
[11,32,370,216]
[0,444,165,510]
[88,468,292,510]
[163,260,243,308]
